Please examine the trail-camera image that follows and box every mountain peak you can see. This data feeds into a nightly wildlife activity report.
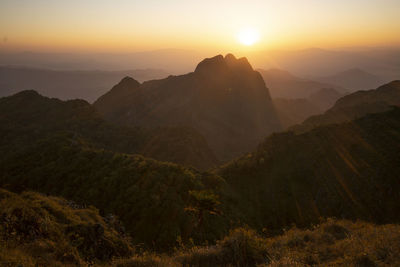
[13,90,41,98]
[194,55,228,74]
[194,54,253,75]
[118,76,141,88]
[224,53,237,62]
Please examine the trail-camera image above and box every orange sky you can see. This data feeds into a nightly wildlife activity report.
[1,0,399,53]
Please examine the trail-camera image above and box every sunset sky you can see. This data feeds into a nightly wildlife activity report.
[1,0,399,53]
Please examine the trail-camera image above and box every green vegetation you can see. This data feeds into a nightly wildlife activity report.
[0,91,234,250]
[0,135,235,250]
[0,90,218,170]
[0,188,132,266]
[219,107,400,231]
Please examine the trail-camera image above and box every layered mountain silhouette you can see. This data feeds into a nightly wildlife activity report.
[94,54,282,161]
[315,68,384,92]
[292,80,400,133]
[0,66,169,102]
[258,68,346,100]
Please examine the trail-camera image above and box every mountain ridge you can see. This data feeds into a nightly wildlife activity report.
[94,54,282,161]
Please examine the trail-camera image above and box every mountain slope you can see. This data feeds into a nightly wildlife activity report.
[0,188,132,266]
[94,54,282,161]
[292,80,400,133]
[219,108,400,231]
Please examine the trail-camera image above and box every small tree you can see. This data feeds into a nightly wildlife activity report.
[185,190,221,229]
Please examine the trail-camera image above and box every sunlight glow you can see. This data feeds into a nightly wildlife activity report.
[237,28,260,46]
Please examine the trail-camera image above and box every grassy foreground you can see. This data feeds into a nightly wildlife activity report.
[1,188,399,266]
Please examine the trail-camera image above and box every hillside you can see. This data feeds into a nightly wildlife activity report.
[292,80,400,133]
[0,66,169,102]
[0,90,218,170]
[0,133,236,250]
[219,108,400,231]
[0,188,132,266]
[94,54,282,161]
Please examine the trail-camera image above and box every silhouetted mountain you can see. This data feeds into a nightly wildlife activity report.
[94,54,282,161]
[0,66,169,102]
[0,90,218,170]
[273,98,321,129]
[219,108,400,230]
[292,80,400,133]
[315,68,384,92]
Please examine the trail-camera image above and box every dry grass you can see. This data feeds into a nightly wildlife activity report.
[113,219,400,267]
[1,187,400,266]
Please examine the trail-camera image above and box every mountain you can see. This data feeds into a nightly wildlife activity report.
[258,68,345,99]
[292,80,400,133]
[273,98,321,129]
[94,54,282,161]
[0,66,169,102]
[218,108,400,231]
[3,81,400,256]
[0,91,235,250]
[315,68,384,92]
[0,90,218,170]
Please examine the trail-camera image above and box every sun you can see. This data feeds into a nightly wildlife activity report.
[237,28,260,46]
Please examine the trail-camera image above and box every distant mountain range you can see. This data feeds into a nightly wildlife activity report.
[94,54,282,161]
[249,47,399,81]
[2,47,398,79]
[258,68,346,99]
[314,68,384,92]
[292,80,400,133]
[0,66,169,102]
[259,68,346,128]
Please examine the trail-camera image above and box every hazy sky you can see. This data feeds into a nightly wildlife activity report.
[1,0,399,53]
